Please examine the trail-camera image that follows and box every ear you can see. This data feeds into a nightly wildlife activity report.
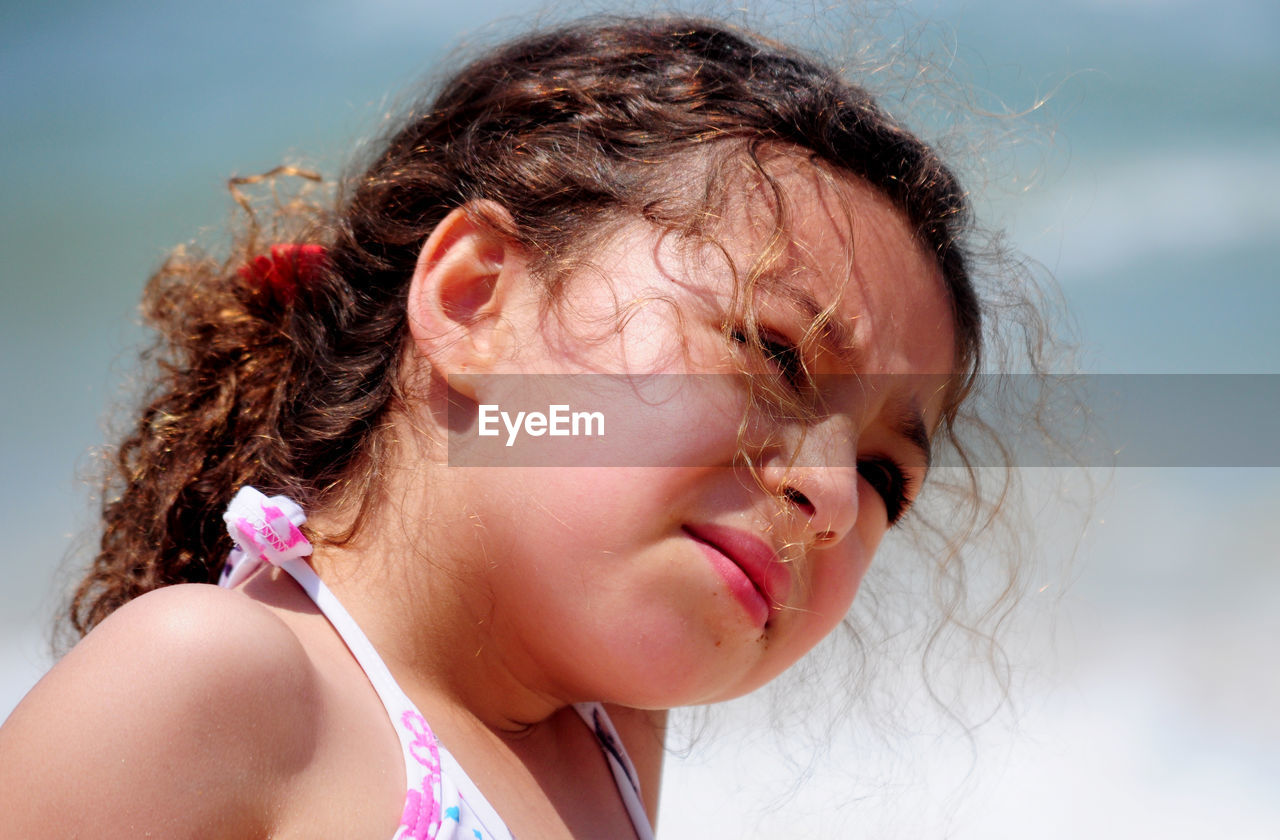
[406,202,526,393]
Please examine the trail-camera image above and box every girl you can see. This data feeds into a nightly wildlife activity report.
[0,16,995,839]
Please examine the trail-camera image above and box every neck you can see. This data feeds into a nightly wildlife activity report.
[306,480,571,736]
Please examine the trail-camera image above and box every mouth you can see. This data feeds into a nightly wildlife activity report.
[682,523,790,628]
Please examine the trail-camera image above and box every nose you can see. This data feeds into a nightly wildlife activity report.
[760,420,859,547]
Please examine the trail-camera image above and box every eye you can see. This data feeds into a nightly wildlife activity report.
[729,326,807,391]
[857,457,915,526]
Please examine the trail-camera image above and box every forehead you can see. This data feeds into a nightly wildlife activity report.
[712,156,957,375]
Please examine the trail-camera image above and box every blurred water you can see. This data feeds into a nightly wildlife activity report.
[2,0,1277,836]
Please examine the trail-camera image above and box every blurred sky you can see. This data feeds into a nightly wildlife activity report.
[2,0,1277,837]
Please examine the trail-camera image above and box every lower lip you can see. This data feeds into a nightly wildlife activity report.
[685,530,771,627]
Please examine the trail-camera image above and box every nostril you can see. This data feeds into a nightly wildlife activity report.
[782,486,815,515]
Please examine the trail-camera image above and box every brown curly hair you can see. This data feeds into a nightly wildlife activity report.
[69,16,982,637]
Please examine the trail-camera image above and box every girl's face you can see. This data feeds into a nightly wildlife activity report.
[442,167,957,709]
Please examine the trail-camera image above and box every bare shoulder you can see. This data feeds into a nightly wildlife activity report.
[0,584,320,839]
[601,703,668,825]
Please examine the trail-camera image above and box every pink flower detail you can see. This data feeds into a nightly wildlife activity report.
[397,710,443,839]
[259,504,307,552]
[232,517,267,557]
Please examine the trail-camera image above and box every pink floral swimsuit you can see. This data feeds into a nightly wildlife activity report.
[220,487,656,840]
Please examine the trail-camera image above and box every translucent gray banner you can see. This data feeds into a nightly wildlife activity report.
[444,374,1280,468]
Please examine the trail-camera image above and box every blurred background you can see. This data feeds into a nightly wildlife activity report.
[2,0,1277,836]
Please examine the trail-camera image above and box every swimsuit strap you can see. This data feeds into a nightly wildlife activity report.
[220,487,655,840]
[278,557,461,838]
[279,558,654,840]
[573,702,657,840]
[219,488,431,721]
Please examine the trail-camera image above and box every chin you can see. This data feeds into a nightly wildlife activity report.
[588,630,786,709]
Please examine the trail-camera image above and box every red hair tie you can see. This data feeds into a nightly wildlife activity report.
[238,243,328,303]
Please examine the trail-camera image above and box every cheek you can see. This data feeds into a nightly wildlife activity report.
[797,545,874,647]
[584,375,749,467]
[801,485,890,629]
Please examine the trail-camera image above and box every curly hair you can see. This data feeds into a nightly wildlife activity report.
[69,16,984,637]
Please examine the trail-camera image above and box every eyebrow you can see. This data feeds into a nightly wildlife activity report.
[790,289,863,368]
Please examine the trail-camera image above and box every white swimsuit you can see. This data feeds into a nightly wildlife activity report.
[219,487,656,840]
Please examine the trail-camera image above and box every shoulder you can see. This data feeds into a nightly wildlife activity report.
[0,584,320,839]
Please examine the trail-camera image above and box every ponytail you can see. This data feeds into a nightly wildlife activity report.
[70,171,407,636]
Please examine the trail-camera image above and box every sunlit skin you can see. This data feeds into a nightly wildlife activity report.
[314,161,958,730]
[0,159,959,840]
